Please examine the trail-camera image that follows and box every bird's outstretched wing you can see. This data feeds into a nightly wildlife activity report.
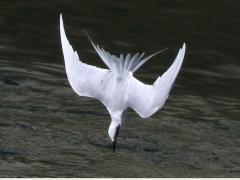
[60,14,109,99]
[127,44,186,118]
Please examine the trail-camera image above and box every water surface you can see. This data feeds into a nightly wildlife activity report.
[0,0,240,177]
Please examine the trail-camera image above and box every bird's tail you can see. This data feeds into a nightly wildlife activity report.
[85,31,167,78]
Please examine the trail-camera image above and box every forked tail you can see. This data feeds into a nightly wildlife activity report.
[85,31,167,78]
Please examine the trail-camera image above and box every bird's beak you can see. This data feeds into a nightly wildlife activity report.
[112,140,117,153]
[112,125,120,153]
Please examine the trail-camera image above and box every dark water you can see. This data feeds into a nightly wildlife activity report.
[0,0,240,177]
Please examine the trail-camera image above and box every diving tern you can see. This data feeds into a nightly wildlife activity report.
[60,14,186,152]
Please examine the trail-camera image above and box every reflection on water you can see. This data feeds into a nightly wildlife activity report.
[0,0,240,177]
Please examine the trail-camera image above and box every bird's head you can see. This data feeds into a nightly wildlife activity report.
[108,120,121,152]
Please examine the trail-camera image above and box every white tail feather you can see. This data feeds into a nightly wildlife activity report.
[85,32,167,78]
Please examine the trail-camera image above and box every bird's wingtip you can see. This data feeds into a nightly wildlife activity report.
[59,13,66,43]
[60,13,64,30]
[180,43,186,53]
[183,42,186,49]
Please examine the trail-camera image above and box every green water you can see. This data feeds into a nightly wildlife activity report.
[0,0,240,177]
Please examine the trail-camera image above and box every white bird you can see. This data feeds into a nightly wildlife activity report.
[60,14,186,152]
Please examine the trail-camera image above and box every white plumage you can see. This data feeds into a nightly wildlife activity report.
[60,14,186,150]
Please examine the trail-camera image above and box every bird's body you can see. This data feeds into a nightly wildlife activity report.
[60,14,186,151]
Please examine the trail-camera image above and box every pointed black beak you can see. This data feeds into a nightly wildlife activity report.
[112,140,117,153]
[112,125,120,153]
